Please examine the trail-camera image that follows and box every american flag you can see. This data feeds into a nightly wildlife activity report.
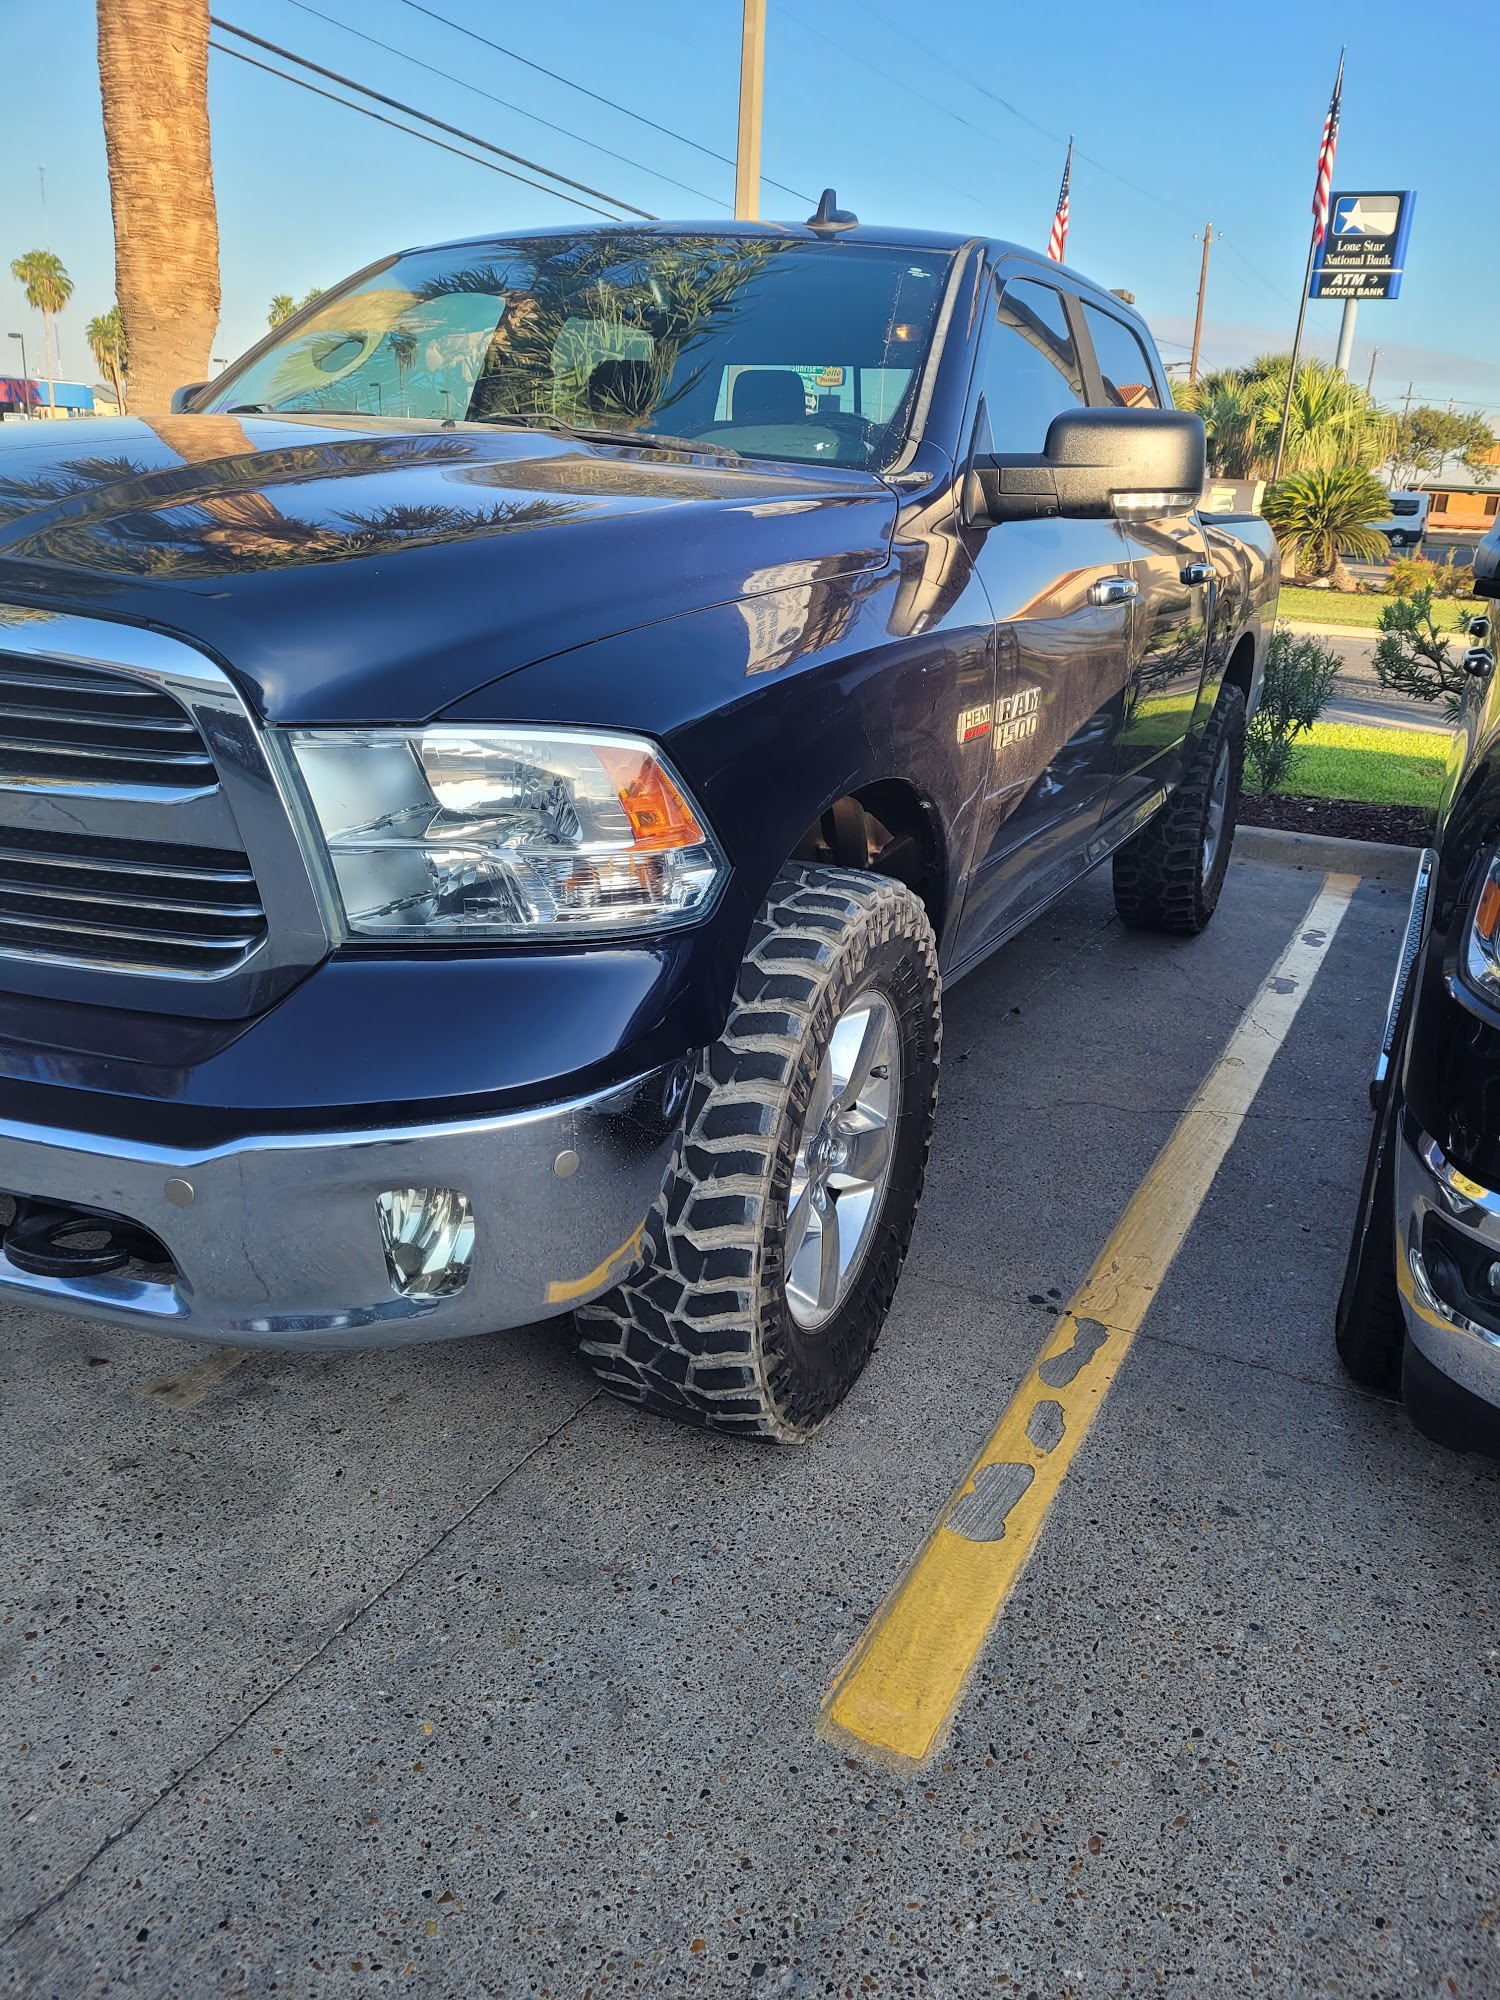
[1311,54,1344,247]
[1047,140,1072,263]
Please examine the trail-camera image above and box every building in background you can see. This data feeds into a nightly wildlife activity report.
[1418,443,1500,536]
[0,378,97,420]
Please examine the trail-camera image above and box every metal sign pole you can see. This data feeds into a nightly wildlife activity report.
[1334,299,1359,376]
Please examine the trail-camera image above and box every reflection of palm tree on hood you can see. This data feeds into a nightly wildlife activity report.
[0,421,585,575]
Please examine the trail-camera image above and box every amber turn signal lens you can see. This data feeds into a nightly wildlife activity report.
[1477,873,1500,948]
[596,747,706,851]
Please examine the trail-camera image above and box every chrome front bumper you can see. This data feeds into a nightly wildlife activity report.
[0,1065,687,1349]
[1395,1126,1500,1410]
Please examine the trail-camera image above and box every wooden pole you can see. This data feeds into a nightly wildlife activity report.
[1189,223,1214,384]
[734,0,766,221]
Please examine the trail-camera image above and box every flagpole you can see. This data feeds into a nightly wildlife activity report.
[1272,47,1344,483]
[1271,236,1321,483]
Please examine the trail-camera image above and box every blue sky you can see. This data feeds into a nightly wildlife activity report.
[3,0,1496,421]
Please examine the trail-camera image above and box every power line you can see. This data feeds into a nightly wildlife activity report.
[393,0,813,205]
[279,0,726,209]
[209,40,628,218]
[849,0,1291,302]
[211,17,654,219]
[773,4,1001,216]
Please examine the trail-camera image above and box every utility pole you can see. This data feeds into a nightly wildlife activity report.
[1189,223,1217,384]
[734,0,766,221]
[1365,347,1379,398]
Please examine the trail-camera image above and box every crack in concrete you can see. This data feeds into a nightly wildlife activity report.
[0,1390,603,1954]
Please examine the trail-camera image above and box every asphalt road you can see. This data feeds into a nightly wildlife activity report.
[1282,626,1451,734]
[4,839,1498,2000]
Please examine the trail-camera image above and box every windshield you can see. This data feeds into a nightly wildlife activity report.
[206,233,953,471]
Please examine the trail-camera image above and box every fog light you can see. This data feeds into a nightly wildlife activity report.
[1487,1261,1500,1298]
[376,1188,474,1298]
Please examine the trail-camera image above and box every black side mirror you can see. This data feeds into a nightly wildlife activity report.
[973,408,1206,524]
[1474,524,1500,601]
[169,382,209,414]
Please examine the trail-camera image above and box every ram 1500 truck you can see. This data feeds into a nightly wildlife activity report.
[0,209,1277,1441]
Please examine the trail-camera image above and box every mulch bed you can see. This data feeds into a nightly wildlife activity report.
[1238,793,1436,846]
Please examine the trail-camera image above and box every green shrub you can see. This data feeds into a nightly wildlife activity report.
[1432,556,1477,599]
[1245,627,1341,793]
[1374,585,1469,721]
[1388,554,1437,597]
[1388,553,1476,601]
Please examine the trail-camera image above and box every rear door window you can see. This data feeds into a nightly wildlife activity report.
[1080,305,1162,409]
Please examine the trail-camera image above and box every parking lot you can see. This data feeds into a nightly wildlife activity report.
[4,837,1499,2000]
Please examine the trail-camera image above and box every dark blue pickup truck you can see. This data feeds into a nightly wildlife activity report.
[0,213,1276,1440]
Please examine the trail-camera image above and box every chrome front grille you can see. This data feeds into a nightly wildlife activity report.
[0,610,330,1017]
[0,823,268,976]
[0,655,218,792]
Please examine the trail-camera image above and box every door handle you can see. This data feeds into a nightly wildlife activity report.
[1089,576,1139,606]
[1180,560,1215,585]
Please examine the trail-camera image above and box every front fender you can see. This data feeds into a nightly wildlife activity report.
[440,559,996,979]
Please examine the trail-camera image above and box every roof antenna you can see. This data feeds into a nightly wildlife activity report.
[806,188,858,235]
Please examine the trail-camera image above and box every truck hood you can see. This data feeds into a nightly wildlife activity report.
[0,413,896,722]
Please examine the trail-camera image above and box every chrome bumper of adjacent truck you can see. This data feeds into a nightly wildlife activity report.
[1395,1126,1500,1412]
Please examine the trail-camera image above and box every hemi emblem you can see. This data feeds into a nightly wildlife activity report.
[958,703,993,743]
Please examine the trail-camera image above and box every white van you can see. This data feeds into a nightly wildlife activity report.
[1369,490,1429,549]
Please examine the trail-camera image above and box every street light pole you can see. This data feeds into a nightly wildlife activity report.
[1189,223,1216,384]
[7,332,30,419]
[734,0,766,221]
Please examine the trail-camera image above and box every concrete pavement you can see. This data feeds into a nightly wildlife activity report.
[3,840,1497,1999]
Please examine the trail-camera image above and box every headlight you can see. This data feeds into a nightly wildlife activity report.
[285,726,727,940]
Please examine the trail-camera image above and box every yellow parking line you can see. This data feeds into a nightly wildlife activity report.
[822,871,1360,1766]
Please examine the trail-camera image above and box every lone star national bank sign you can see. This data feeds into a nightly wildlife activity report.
[1310,190,1416,301]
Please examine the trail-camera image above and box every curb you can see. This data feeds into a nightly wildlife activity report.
[1279,619,1471,642]
[1232,825,1425,873]
[1278,620,1381,640]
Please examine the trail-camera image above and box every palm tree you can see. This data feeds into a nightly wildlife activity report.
[267,294,296,329]
[10,249,73,415]
[1176,367,1260,479]
[1175,354,1394,481]
[97,0,220,415]
[85,305,128,414]
[1245,354,1395,477]
[1262,466,1393,589]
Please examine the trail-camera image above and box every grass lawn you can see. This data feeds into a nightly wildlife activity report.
[1277,584,1471,631]
[1262,720,1451,810]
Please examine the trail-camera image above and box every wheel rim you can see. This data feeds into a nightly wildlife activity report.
[1202,736,1232,879]
[785,989,901,1332]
